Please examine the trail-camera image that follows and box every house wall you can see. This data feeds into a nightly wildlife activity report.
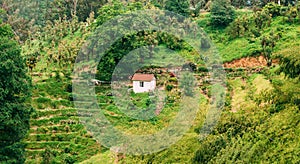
[133,78,156,93]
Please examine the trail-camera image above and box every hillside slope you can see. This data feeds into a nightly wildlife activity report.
[24,76,102,163]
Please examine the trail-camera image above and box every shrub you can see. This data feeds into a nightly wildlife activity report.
[210,0,235,28]
[146,98,152,107]
[182,62,197,71]
[51,101,59,109]
[193,136,227,163]
[165,0,190,17]
[166,84,174,91]
[65,83,73,93]
[64,155,76,164]
[36,97,52,104]
[169,77,178,82]
[198,66,209,72]
[263,2,281,17]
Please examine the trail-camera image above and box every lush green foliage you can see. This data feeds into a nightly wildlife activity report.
[95,0,144,26]
[210,0,235,27]
[165,0,190,16]
[276,47,300,78]
[25,77,101,163]
[0,20,33,163]
[94,1,195,81]
[1,1,299,163]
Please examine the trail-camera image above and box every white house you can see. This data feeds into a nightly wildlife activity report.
[132,73,156,93]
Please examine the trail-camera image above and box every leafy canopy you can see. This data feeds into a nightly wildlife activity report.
[0,18,33,163]
[210,0,235,28]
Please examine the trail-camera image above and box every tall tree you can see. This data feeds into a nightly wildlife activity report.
[0,17,33,163]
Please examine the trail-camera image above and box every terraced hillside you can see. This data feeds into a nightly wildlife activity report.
[24,76,102,163]
[80,69,282,163]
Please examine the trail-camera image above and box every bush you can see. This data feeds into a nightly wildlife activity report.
[198,66,209,72]
[165,0,190,17]
[65,83,73,93]
[166,84,174,91]
[146,98,152,107]
[193,136,227,163]
[169,77,178,82]
[36,97,52,104]
[263,2,281,17]
[182,62,197,71]
[210,0,235,28]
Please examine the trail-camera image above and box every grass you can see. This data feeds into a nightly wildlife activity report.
[196,10,300,63]
[92,86,182,135]
[251,74,272,94]
[80,74,209,163]
[82,95,209,163]
[229,77,251,112]
[228,73,273,112]
[80,151,112,164]
[216,38,262,62]
[196,13,260,62]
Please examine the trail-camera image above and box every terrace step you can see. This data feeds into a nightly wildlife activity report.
[33,110,78,120]
[28,131,79,136]
[30,116,79,126]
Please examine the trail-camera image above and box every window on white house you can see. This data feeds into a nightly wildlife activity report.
[140,81,144,87]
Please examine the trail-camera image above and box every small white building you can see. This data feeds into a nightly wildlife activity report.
[132,73,156,93]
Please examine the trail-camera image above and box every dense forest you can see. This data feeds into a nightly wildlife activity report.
[0,0,299,163]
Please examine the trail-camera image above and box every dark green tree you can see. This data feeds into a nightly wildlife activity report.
[0,18,33,163]
[210,0,235,28]
[165,0,190,16]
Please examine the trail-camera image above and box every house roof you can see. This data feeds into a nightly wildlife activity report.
[131,73,155,81]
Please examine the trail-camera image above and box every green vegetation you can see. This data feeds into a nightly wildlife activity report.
[165,0,190,16]
[210,0,236,27]
[25,77,101,163]
[179,72,197,96]
[0,0,299,163]
[0,19,33,163]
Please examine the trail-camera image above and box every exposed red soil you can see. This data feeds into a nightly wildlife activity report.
[223,55,279,68]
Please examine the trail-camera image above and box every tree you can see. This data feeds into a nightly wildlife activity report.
[165,0,190,16]
[261,32,280,67]
[0,19,33,163]
[50,0,106,22]
[210,0,235,28]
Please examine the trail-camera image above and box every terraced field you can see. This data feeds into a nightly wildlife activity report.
[24,76,103,163]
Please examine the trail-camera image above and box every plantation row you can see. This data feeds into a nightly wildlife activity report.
[25,77,104,163]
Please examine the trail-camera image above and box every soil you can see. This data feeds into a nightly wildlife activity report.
[223,55,279,68]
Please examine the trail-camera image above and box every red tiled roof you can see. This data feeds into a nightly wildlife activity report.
[131,74,155,81]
